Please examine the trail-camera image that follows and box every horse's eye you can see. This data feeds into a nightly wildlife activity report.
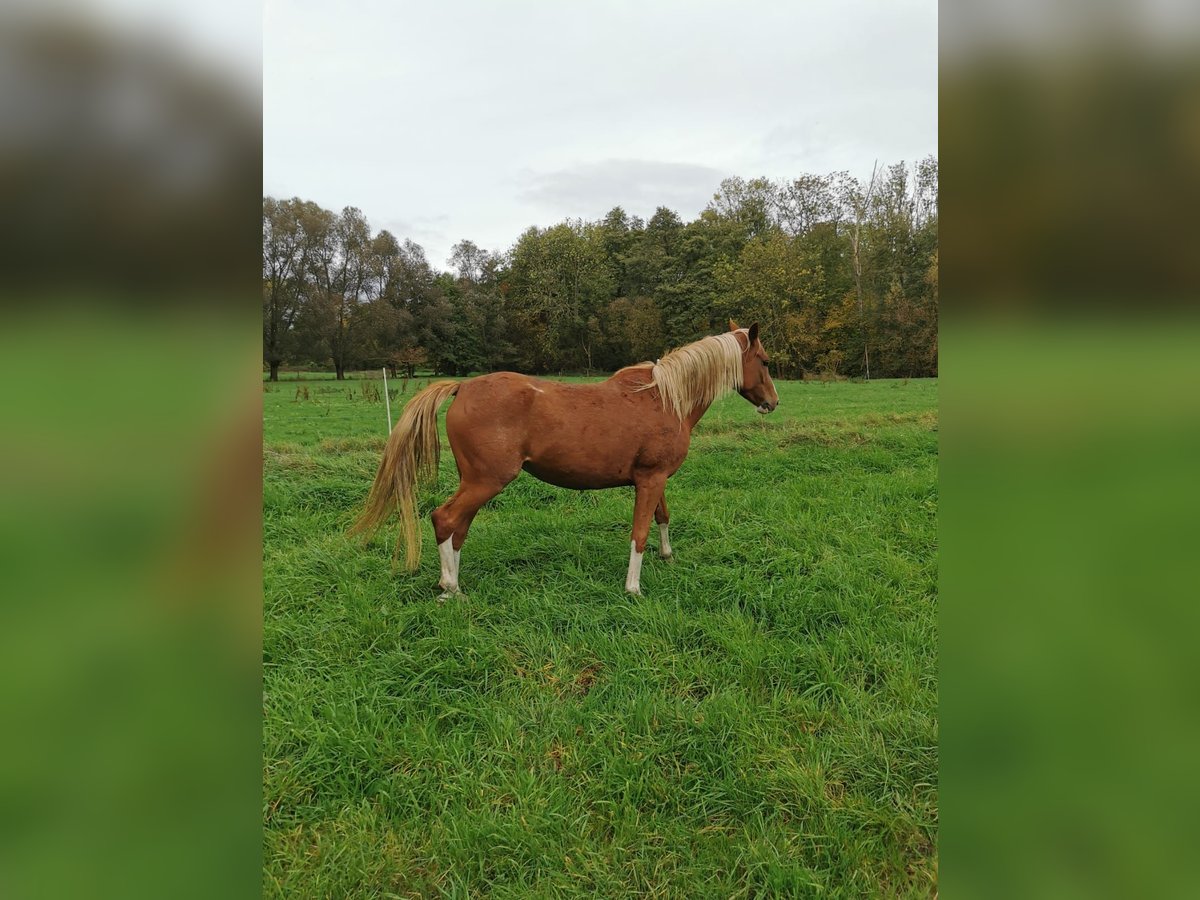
[762,360,770,368]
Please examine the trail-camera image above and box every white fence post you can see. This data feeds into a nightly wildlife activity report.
[383,367,392,432]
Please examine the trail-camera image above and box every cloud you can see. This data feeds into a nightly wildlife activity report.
[266,3,936,271]
[757,94,938,181]
[520,159,729,220]
[380,217,452,257]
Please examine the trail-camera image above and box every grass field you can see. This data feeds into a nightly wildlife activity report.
[263,373,938,897]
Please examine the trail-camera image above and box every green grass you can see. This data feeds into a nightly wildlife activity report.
[263,375,938,898]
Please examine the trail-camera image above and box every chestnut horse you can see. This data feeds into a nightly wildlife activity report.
[351,321,779,596]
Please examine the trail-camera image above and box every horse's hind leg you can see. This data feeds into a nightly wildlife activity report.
[431,477,511,595]
[655,491,672,560]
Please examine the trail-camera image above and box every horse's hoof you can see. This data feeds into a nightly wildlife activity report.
[438,588,463,602]
[660,552,674,564]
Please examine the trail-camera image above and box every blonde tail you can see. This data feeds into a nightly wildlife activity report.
[349,380,460,569]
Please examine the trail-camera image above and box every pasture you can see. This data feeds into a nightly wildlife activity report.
[263,374,938,897]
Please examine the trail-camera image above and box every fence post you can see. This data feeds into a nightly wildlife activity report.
[383,367,392,432]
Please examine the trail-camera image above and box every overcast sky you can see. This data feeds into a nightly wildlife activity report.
[264,0,936,269]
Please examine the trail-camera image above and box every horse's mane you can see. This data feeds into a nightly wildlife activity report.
[632,330,745,422]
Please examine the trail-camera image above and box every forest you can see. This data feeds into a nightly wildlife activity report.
[263,157,937,381]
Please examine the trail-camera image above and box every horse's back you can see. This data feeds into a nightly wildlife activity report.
[444,370,674,490]
[452,371,549,416]
[449,372,618,434]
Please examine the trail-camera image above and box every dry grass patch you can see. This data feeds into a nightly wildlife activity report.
[318,436,387,454]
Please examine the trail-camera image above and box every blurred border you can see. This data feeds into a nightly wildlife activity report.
[942,2,1200,896]
[0,4,261,898]
[6,0,1200,895]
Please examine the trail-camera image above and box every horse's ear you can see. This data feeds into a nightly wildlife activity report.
[728,318,740,331]
[748,322,759,345]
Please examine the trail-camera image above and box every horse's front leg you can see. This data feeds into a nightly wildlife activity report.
[627,475,666,595]
[655,490,672,560]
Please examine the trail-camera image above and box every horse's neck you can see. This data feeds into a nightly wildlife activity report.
[617,365,720,429]
[683,396,715,430]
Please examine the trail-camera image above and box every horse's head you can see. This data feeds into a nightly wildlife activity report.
[730,319,779,414]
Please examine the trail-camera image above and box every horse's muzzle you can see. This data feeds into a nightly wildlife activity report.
[756,400,778,414]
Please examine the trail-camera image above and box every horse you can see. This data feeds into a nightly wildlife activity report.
[350,320,779,596]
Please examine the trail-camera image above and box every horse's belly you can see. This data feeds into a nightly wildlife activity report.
[521,459,632,490]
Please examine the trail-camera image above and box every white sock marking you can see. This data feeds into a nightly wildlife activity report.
[438,536,458,593]
[625,540,643,594]
[659,523,672,558]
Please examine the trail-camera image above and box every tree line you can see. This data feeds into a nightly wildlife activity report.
[263,157,937,382]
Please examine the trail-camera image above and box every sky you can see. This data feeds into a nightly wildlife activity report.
[264,0,937,269]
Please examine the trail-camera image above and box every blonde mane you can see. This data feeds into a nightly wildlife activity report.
[635,330,746,422]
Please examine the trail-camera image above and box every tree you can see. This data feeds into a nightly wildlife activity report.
[397,239,448,368]
[599,296,665,368]
[842,164,879,379]
[707,176,778,241]
[776,173,840,237]
[506,221,614,371]
[448,239,489,285]
[293,206,372,379]
[262,197,316,380]
[715,231,823,378]
[656,208,745,346]
[445,242,514,375]
[264,156,937,382]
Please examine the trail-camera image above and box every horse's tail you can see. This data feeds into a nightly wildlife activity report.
[349,379,460,570]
